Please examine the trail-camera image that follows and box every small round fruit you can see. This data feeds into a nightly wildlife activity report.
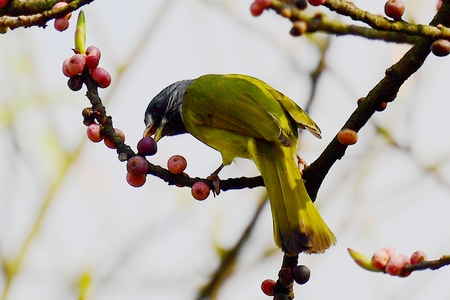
[54,17,69,31]
[250,2,264,17]
[127,156,149,176]
[410,250,427,264]
[385,254,409,276]
[85,46,101,69]
[431,39,450,57]
[67,54,86,76]
[0,0,9,9]
[292,265,310,285]
[384,0,405,20]
[137,136,158,156]
[126,172,146,187]
[167,155,187,174]
[62,57,73,77]
[290,21,308,36]
[91,67,111,88]
[337,129,358,145]
[255,0,272,8]
[104,128,125,149]
[86,123,103,143]
[191,181,211,201]
[371,249,390,270]
[67,75,83,91]
[260,279,276,296]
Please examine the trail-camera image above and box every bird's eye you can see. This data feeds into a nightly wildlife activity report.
[151,100,165,114]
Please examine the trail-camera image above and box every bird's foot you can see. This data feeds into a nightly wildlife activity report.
[296,155,308,174]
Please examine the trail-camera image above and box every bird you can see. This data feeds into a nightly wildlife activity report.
[143,74,336,254]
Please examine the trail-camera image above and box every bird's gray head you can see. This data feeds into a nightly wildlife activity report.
[144,79,193,141]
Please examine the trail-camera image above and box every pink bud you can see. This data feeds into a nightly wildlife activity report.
[385,254,409,276]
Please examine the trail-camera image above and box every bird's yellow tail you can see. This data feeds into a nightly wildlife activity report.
[249,139,336,254]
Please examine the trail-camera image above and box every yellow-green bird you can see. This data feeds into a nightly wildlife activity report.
[144,74,336,254]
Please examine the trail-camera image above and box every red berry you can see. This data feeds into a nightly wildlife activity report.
[410,250,427,264]
[62,58,73,77]
[67,75,83,91]
[104,128,125,149]
[126,172,146,187]
[337,128,358,145]
[86,45,101,60]
[86,123,103,143]
[385,254,409,276]
[308,0,326,6]
[167,155,187,174]
[431,39,450,57]
[250,2,264,17]
[260,279,276,296]
[371,249,390,270]
[137,136,158,156]
[91,67,111,88]
[67,54,86,76]
[127,156,149,176]
[191,182,210,201]
[85,46,101,70]
[292,265,310,285]
[384,0,405,21]
[54,17,69,31]
[0,0,9,9]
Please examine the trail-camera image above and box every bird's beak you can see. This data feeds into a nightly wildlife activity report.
[143,124,163,142]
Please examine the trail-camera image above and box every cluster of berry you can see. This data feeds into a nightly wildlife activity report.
[62,46,111,90]
[124,137,211,200]
[371,247,427,277]
[261,265,310,297]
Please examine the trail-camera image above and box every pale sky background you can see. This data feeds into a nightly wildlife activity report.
[1,1,450,299]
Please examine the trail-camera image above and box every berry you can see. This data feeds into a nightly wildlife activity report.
[62,58,73,77]
[91,67,111,88]
[191,181,211,201]
[292,265,310,285]
[85,46,101,70]
[371,249,390,270]
[384,0,405,21]
[337,128,358,145]
[290,21,308,37]
[431,39,450,57]
[410,250,427,264]
[104,128,125,149]
[67,75,83,91]
[54,17,69,31]
[127,156,149,176]
[385,254,409,276]
[137,136,158,156]
[308,0,326,6]
[167,155,187,174]
[86,123,103,142]
[67,54,86,76]
[0,0,8,9]
[250,2,264,17]
[126,172,146,187]
[261,279,276,296]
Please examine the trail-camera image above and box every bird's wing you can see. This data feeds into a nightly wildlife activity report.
[182,74,293,145]
[266,86,321,139]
